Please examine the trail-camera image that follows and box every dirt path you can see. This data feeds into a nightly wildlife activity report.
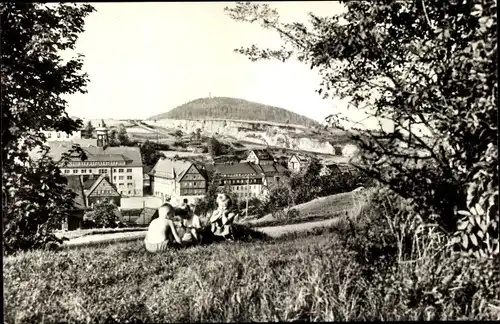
[64,217,343,247]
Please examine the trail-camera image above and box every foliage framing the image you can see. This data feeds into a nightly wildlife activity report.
[225,0,498,256]
[1,3,94,252]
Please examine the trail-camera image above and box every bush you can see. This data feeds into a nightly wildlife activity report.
[83,202,121,228]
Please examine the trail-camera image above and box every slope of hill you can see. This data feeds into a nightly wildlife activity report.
[148,97,321,128]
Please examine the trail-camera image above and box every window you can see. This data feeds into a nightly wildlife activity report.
[127,176,132,180]
[47,133,52,138]
[128,191,131,194]
[64,170,70,174]
[119,183,124,187]
[119,169,124,173]
[119,176,124,180]
[127,169,132,173]
[127,183,132,187]
[73,170,78,174]
[81,169,86,174]
[99,169,108,174]
[114,169,117,172]
[89,169,93,173]
[57,133,61,138]
[113,176,117,180]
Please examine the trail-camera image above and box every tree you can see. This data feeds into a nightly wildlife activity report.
[117,123,130,146]
[1,3,94,252]
[195,128,202,140]
[108,128,119,146]
[174,129,183,138]
[100,119,106,128]
[207,136,223,158]
[195,170,221,216]
[225,1,498,255]
[289,157,323,204]
[85,121,95,139]
[140,140,166,166]
[83,201,121,228]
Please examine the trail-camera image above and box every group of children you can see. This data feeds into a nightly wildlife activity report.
[144,193,238,253]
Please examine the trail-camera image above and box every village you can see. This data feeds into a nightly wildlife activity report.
[37,122,358,231]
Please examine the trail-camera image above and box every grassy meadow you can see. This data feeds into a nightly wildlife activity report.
[5,218,499,323]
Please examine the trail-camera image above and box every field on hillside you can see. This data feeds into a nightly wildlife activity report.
[248,190,370,225]
[5,222,496,322]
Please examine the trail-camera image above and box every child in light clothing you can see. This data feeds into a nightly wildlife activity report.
[210,193,238,240]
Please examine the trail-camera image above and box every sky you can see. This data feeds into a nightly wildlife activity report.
[63,2,374,126]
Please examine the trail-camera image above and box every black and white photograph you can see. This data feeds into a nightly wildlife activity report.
[2,1,498,322]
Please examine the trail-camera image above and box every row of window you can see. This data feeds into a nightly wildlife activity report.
[180,189,206,196]
[221,179,260,185]
[232,185,259,191]
[114,168,133,173]
[236,192,257,198]
[117,183,134,188]
[62,168,133,175]
[46,132,72,139]
[93,189,114,195]
[181,181,205,188]
[113,176,133,180]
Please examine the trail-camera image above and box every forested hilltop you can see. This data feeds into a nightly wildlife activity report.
[148,97,321,128]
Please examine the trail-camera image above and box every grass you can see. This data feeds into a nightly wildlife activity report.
[5,211,500,322]
[4,227,364,323]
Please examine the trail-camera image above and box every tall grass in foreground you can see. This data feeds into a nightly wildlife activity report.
[4,188,499,323]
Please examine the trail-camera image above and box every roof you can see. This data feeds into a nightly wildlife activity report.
[289,154,309,163]
[85,174,120,197]
[149,158,192,180]
[143,165,154,175]
[64,176,89,210]
[30,143,143,167]
[214,162,262,177]
[249,149,274,161]
[253,163,288,176]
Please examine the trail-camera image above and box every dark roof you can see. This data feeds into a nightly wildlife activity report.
[143,165,154,175]
[249,149,274,161]
[64,176,89,210]
[214,162,261,177]
[253,163,288,176]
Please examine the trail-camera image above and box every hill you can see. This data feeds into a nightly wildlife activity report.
[148,97,321,128]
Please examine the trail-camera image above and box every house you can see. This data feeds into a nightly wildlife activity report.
[214,162,265,200]
[36,125,144,197]
[149,158,207,205]
[288,154,310,173]
[252,163,289,190]
[245,149,275,165]
[82,174,121,207]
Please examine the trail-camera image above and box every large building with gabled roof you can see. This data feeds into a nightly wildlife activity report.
[149,158,207,205]
[34,125,144,197]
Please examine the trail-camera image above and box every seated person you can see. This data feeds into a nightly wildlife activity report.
[144,203,183,253]
[179,204,202,245]
[209,193,238,240]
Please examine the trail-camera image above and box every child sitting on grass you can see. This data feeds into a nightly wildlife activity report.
[144,203,183,253]
[209,193,238,240]
[178,203,202,245]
